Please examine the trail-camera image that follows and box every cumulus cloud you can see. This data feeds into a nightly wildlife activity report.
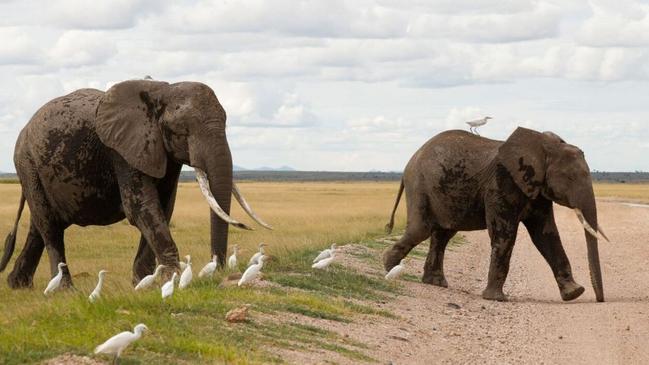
[1,0,649,172]
[49,31,117,67]
[48,0,164,29]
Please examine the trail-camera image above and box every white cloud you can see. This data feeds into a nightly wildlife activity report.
[49,0,163,29]
[1,0,649,172]
[48,31,117,67]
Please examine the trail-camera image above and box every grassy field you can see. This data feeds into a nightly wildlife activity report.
[0,181,646,364]
[593,183,649,203]
[0,181,407,364]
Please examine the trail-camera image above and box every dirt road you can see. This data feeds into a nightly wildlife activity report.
[282,201,649,364]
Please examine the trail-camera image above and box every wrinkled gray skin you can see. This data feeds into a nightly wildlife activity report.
[0,80,243,288]
[384,127,604,302]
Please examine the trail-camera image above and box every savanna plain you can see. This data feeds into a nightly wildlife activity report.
[0,181,648,364]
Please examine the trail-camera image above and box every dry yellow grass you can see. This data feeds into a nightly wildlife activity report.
[0,181,406,317]
[593,183,649,203]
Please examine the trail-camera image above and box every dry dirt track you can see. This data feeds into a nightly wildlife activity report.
[283,201,649,364]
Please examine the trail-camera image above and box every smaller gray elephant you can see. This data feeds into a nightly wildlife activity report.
[383,127,608,302]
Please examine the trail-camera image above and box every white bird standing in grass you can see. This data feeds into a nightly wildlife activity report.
[466,116,492,135]
[228,245,240,270]
[43,262,67,295]
[161,272,178,300]
[238,255,266,286]
[385,259,406,280]
[134,265,165,291]
[248,243,268,266]
[179,255,193,289]
[311,253,335,269]
[94,323,148,364]
[89,270,108,303]
[313,243,337,263]
[198,255,218,278]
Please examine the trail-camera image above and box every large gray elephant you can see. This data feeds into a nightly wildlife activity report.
[383,127,608,302]
[0,79,271,289]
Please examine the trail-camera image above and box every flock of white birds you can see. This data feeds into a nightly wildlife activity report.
[41,241,407,363]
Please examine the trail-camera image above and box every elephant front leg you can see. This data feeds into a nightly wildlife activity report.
[132,162,181,284]
[523,199,584,301]
[116,163,180,281]
[422,229,456,287]
[483,216,519,301]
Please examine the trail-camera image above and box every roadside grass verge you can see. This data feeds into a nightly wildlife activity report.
[0,237,404,364]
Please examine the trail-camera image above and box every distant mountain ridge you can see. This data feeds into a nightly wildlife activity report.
[233,165,295,172]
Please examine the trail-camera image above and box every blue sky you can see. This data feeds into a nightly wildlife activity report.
[1,0,649,172]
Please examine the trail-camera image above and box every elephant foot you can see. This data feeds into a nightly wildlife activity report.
[422,273,448,288]
[559,281,585,301]
[7,271,34,289]
[482,287,507,302]
[382,248,405,272]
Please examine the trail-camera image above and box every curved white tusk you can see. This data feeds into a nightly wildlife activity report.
[194,168,252,230]
[232,183,273,230]
[574,209,610,243]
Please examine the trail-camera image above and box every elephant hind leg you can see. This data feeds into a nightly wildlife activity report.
[383,220,432,271]
[422,229,456,287]
[8,221,45,289]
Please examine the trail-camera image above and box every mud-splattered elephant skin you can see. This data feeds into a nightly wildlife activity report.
[383,128,605,302]
[0,80,262,288]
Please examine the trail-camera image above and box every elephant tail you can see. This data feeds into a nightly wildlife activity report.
[385,179,404,234]
[0,193,25,272]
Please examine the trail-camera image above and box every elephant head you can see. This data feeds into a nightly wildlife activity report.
[498,127,607,302]
[95,80,271,264]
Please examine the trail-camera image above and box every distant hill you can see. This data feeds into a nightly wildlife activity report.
[254,166,295,171]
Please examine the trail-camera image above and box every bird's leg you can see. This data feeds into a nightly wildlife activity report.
[113,354,118,365]
[475,128,481,136]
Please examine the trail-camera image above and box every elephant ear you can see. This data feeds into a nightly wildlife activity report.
[497,127,547,198]
[96,80,170,179]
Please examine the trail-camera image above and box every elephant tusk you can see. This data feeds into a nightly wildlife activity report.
[232,183,273,230]
[574,209,610,243]
[194,168,253,231]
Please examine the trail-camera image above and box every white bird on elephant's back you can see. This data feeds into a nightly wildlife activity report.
[161,272,178,300]
[179,255,193,289]
[311,253,335,269]
[134,265,164,291]
[43,262,67,295]
[239,255,266,286]
[466,116,492,135]
[89,270,108,303]
[248,243,268,266]
[228,245,240,270]
[313,243,337,263]
[385,259,406,280]
[95,323,148,364]
[198,255,218,278]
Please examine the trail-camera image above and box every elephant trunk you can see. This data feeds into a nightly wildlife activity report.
[573,189,604,302]
[193,136,249,267]
[207,156,233,268]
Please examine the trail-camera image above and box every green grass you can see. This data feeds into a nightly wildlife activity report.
[0,237,405,364]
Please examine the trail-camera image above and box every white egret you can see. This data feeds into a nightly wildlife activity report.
[313,243,337,263]
[385,259,406,280]
[466,116,492,135]
[198,255,218,278]
[94,323,148,364]
[134,265,165,291]
[248,243,268,266]
[43,262,67,295]
[228,245,239,270]
[311,253,335,269]
[179,255,193,289]
[238,255,266,286]
[89,270,108,303]
[161,272,178,300]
